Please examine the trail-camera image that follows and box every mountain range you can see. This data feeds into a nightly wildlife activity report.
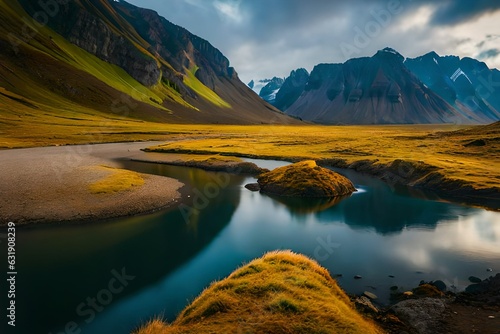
[255,48,500,124]
[1,0,498,127]
[0,0,294,125]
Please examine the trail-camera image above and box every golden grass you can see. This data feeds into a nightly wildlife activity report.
[133,250,383,334]
[258,160,356,197]
[88,166,144,194]
[147,124,500,191]
[1,119,498,193]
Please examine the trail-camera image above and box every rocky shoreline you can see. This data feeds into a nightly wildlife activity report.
[354,274,500,334]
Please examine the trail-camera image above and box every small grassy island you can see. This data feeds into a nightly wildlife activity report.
[257,160,356,197]
[135,251,383,334]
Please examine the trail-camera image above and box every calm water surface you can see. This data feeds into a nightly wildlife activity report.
[4,158,499,334]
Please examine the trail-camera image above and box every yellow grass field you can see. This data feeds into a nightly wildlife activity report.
[1,117,498,193]
[147,123,500,191]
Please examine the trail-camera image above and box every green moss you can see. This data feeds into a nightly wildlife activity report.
[184,66,231,108]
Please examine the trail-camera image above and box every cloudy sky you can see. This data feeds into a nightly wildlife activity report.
[127,0,500,84]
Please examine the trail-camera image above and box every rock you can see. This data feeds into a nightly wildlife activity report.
[257,160,356,197]
[464,139,487,147]
[363,291,378,300]
[465,283,482,294]
[390,285,399,291]
[461,274,500,305]
[391,298,447,334]
[354,275,362,279]
[413,284,444,298]
[487,268,493,272]
[403,291,413,297]
[430,280,447,292]
[388,275,395,278]
[244,183,260,191]
[469,276,482,283]
[355,296,379,314]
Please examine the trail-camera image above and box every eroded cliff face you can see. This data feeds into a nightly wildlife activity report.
[18,0,161,87]
[66,8,161,86]
[112,1,233,90]
[16,0,241,91]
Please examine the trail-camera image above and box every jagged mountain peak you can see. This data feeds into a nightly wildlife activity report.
[281,50,497,124]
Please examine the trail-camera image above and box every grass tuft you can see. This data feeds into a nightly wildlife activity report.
[133,250,383,334]
[88,166,144,194]
[258,160,356,197]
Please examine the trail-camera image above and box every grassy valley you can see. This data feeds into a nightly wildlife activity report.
[1,1,499,333]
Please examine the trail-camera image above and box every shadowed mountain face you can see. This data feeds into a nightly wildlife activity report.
[274,68,309,111]
[0,0,295,124]
[282,48,498,124]
[405,52,500,122]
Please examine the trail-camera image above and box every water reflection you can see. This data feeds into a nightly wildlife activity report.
[263,193,351,214]
[8,159,500,334]
[12,164,245,334]
[313,168,472,234]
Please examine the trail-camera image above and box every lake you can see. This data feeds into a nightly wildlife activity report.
[5,158,500,334]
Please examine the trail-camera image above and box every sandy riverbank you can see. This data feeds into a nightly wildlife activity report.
[0,142,183,226]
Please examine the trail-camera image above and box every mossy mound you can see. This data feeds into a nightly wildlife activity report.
[134,251,383,334]
[257,160,356,197]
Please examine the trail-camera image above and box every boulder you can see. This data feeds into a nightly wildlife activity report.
[257,160,356,197]
[391,298,447,334]
[244,183,260,191]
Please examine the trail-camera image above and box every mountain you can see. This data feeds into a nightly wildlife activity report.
[258,76,284,104]
[247,78,272,95]
[276,48,498,124]
[0,0,294,125]
[274,68,309,111]
[405,51,500,121]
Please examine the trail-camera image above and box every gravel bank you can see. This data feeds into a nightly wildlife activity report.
[0,142,183,226]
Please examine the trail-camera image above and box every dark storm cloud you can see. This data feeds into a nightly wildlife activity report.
[125,0,500,81]
[425,0,500,25]
[238,0,500,31]
[478,48,500,59]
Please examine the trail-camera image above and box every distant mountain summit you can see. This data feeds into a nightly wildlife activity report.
[273,48,498,124]
[0,0,294,124]
[259,77,284,104]
[405,52,500,121]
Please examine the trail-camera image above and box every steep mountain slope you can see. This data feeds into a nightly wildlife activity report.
[0,0,293,125]
[405,51,500,121]
[281,49,498,124]
[274,68,309,111]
